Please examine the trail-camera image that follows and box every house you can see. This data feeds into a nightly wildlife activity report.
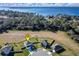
[1,43,23,56]
[41,40,55,49]
[52,44,65,53]
[0,44,14,56]
[23,41,36,52]
[41,40,50,48]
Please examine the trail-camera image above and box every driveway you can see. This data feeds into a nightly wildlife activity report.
[30,48,52,56]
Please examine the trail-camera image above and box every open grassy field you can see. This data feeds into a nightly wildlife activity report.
[0,30,79,56]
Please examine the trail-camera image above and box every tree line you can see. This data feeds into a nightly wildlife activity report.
[0,10,79,43]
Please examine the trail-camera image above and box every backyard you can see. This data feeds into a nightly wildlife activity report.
[0,30,79,56]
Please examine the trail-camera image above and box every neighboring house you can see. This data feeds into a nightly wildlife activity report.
[41,40,55,49]
[0,44,14,56]
[1,44,23,56]
[41,40,50,48]
[52,44,65,53]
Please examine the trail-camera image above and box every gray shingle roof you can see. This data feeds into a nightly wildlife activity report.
[1,45,12,55]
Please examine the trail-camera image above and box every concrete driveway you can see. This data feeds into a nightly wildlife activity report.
[30,48,52,56]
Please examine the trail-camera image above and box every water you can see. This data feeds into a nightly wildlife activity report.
[0,7,79,16]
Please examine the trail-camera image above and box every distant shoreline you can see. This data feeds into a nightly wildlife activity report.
[0,7,79,16]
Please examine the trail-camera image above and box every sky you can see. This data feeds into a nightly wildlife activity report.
[0,0,79,7]
[0,0,79,3]
[0,3,79,7]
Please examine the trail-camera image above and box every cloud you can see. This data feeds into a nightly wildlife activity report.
[0,3,79,7]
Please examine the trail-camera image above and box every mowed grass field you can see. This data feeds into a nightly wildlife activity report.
[0,30,79,56]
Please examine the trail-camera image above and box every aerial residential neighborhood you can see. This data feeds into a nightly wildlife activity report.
[0,33,65,56]
[0,3,79,56]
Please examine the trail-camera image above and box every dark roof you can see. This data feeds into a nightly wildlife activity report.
[53,44,65,53]
[1,45,12,55]
[41,40,49,47]
[41,40,51,48]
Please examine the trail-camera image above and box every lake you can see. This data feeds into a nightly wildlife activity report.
[0,7,79,16]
